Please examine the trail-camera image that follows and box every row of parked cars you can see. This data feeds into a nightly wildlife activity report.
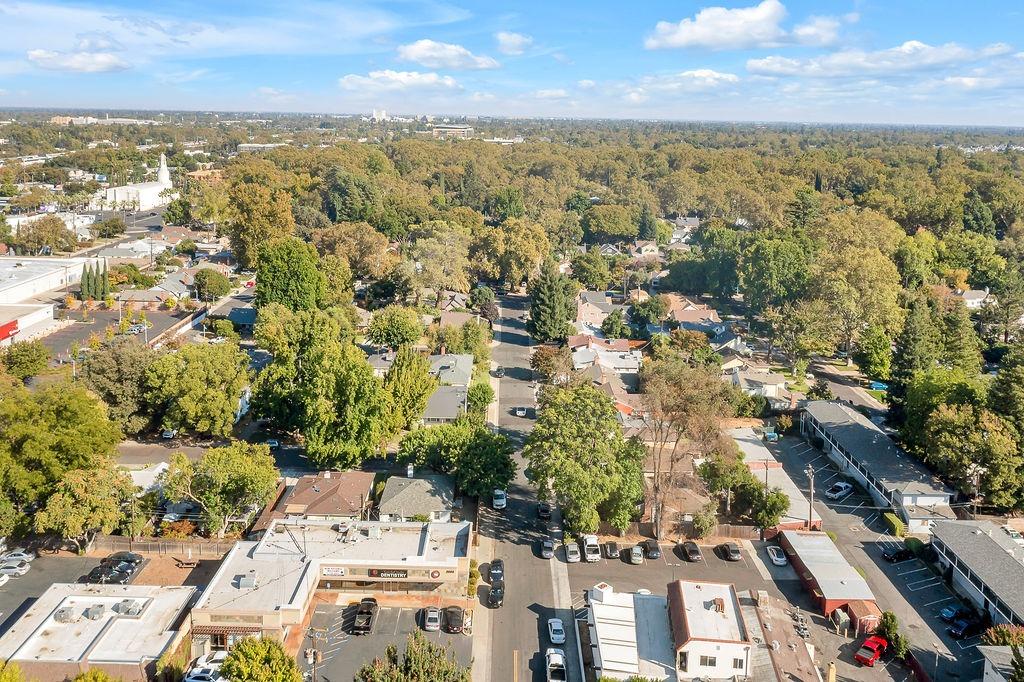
[83,552,145,585]
[0,546,36,584]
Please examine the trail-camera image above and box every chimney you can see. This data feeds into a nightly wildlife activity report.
[407,464,414,478]
[439,344,447,356]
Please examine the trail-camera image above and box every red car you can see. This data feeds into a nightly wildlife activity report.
[854,635,888,666]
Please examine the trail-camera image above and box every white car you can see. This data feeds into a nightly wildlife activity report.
[1,549,35,563]
[492,489,507,510]
[582,535,601,563]
[824,481,854,500]
[1003,526,1024,546]
[565,543,581,563]
[192,651,227,669]
[0,561,30,576]
[766,546,788,566]
[546,648,567,682]
[548,617,566,644]
[514,406,528,417]
[0,574,9,588]
[183,668,221,682]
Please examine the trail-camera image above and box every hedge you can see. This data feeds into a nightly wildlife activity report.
[883,512,905,538]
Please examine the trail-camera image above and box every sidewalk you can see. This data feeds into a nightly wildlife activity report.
[471,526,495,682]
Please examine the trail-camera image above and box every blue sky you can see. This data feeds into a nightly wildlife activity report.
[1,0,1023,125]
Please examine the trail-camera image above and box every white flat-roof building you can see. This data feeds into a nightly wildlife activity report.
[666,580,752,680]
[0,583,195,682]
[585,582,676,681]
[90,153,176,211]
[0,256,101,304]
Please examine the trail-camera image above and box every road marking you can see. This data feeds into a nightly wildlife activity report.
[909,579,942,592]
[819,471,840,485]
[899,567,928,576]
[863,512,879,526]
[806,454,826,466]
[848,501,865,513]
[394,608,403,635]
[924,597,954,607]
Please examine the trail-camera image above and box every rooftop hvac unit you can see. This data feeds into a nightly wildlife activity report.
[238,570,258,589]
[368,526,383,540]
[116,599,143,616]
[84,604,105,620]
[54,607,76,624]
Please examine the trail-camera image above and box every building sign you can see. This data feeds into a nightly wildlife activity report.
[322,567,346,577]
[368,568,408,579]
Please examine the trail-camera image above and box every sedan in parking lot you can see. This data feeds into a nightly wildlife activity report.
[1,549,35,563]
[102,551,144,566]
[422,606,442,632]
[718,543,742,562]
[541,539,555,559]
[0,560,30,576]
[547,618,566,645]
[824,481,854,500]
[939,604,973,624]
[766,546,787,566]
[642,539,661,559]
[605,542,620,559]
[881,547,914,563]
[629,545,644,565]
[947,616,983,640]
[854,635,887,666]
[444,606,465,634]
[679,541,703,562]
[565,543,581,563]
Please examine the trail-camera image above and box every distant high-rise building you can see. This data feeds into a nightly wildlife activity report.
[372,109,388,122]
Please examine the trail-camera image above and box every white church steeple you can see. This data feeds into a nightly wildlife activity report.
[157,153,171,187]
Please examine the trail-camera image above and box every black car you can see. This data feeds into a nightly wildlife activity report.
[881,547,914,563]
[939,604,973,624]
[605,542,621,559]
[487,581,505,608]
[444,606,466,633]
[102,551,144,567]
[680,541,703,562]
[494,366,505,378]
[718,542,742,561]
[947,617,982,640]
[537,502,552,520]
[642,539,662,559]
[85,565,129,585]
[488,559,505,583]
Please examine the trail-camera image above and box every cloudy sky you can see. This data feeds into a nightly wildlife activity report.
[1,0,1023,125]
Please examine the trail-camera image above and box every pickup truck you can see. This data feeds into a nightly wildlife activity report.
[582,535,601,563]
[352,598,379,635]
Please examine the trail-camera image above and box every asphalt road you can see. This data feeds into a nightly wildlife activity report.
[809,360,886,416]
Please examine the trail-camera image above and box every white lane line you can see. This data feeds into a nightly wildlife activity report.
[909,580,942,592]
[899,567,928,576]
[924,597,955,607]
[863,512,879,526]
[806,454,826,466]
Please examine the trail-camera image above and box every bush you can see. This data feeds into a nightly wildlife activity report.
[825,530,838,543]
[776,414,793,433]
[161,520,196,539]
[467,382,495,415]
[904,536,925,557]
[982,623,1024,646]
[691,502,717,539]
[883,512,905,538]
[467,559,480,597]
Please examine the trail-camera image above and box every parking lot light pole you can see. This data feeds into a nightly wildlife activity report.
[933,641,940,679]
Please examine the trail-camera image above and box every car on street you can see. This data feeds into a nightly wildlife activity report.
[1,549,35,563]
[642,539,662,559]
[422,606,442,631]
[0,560,30,576]
[869,381,889,391]
[494,366,505,378]
[881,547,914,563]
[548,618,566,645]
[488,559,504,583]
[537,502,552,520]
[824,481,854,500]
[545,648,568,682]
[162,428,179,439]
[718,543,742,562]
[1004,526,1024,546]
[514,406,528,417]
[487,580,505,608]
[565,543,581,563]
[947,616,982,640]
[854,635,888,666]
[492,489,507,510]
[766,546,787,566]
[352,597,379,635]
[265,439,280,450]
[583,535,601,562]
[444,606,465,633]
[679,541,703,562]
[939,604,974,624]
[541,539,555,559]
[629,545,644,565]
[606,542,621,559]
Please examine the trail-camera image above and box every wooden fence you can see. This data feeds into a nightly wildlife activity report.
[90,534,235,557]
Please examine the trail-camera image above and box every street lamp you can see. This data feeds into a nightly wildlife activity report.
[933,642,941,679]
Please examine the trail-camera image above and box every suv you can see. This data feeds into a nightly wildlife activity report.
[947,616,982,640]
[537,502,552,520]
[642,539,662,559]
[582,535,601,562]
[679,541,703,562]
[488,559,505,583]
[881,547,914,563]
[487,581,505,608]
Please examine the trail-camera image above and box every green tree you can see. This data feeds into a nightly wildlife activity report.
[776,299,837,376]
[571,249,613,290]
[903,368,986,451]
[631,294,669,329]
[367,305,424,349]
[254,238,326,311]
[583,204,637,242]
[599,438,645,532]
[698,449,755,515]
[691,502,718,539]
[530,344,573,384]
[487,187,525,222]
[193,268,232,302]
[854,324,893,381]
[163,197,192,226]
[1011,645,1024,682]
[528,261,576,342]
[1,340,50,380]
[356,631,470,682]
[411,221,471,304]
[72,671,119,682]
[469,285,494,310]
[385,346,438,429]
[219,637,301,682]
[963,190,996,237]
[638,205,658,241]
[81,262,94,300]
[982,624,1024,646]
[227,180,296,269]
[889,297,942,423]
[600,308,629,338]
[806,378,835,401]
[161,443,278,538]
[10,214,76,254]
[941,301,982,375]
[991,342,1024,432]
[467,382,495,416]
[739,238,809,313]
[82,337,158,435]
[785,186,821,230]
[875,611,910,661]
[145,342,250,437]
[34,465,135,552]
[749,485,789,531]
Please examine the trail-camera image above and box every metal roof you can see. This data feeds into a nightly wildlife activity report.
[781,530,874,602]
[932,521,1024,620]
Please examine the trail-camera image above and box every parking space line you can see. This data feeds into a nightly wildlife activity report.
[958,636,982,650]
[819,472,840,486]
[806,454,826,466]
[848,501,865,513]
[899,567,928,576]
[924,597,955,607]
[394,608,403,635]
[908,579,942,591]
[863,512,879,526]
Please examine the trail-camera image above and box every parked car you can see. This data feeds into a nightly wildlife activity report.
[947,617,982,640]
[629,545,644,565]
[487,581,505,608]
[0,561,30,576]
[718,543,742,562]
[102,551,144,567]
[1003,526,1024,546]
[869,381,889,391]
[548,618,566,645]
[881,547,914,563]
[766,546,787,566]
[642,539,662,559]
[583,535,601,562]
[679,541,703,562]
[537,502,552,520]
[265,439,280,450]
[764,431,779,443]
[84,565,127,584]
[162,428,179,439]
[494,366,505,378]
[605,542,621,559]
[444,606,465,633]
[422,606,442,631]
[565,543,581,563]
[352,598,379,634]
[514,406,528,417]
[183,668,221,682]
[541,539,555,559]
[854,635,888,666]
[939,604,974,624]
[192,652,227,669]
[824,481,854,500]
[492,489,507,510]
[0,549,35,563]
[488,559,505,583]
[545,648,568,682]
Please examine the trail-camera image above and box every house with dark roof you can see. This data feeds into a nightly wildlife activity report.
[801,401,955,534]
[576,291,627,334]
[378,473,455,522]
[420,385,467,425]
[931,520,1024,626]
[249,471,375,538]
[428,353,474,387]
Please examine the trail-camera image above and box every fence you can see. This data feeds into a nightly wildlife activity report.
[91,534,235,558]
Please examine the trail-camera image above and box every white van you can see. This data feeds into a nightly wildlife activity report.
[582,535,601,562]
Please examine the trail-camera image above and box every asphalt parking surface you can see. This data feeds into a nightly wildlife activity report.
[0,555,98,635]
[44,308,193,359]
[301,603,472,680]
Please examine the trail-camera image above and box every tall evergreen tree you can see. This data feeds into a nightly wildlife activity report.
[638,205,657,241]
[889,297,942,424]
[385,346,439,430]
[990,343,1024,435]
[941,301,982,375]
[100,261,110,298]
[527,260,576,343]
[83,263,94,300]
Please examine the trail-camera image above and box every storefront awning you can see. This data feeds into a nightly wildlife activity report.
[192,625,264,636]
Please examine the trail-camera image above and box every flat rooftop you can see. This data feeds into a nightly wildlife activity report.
[781,530,874,602]
[671,580,747,643]
[0,583,195,664]
[0,257,90,294]
[196,519,471,612]
[587,583,675,681]
[731,428,821,526]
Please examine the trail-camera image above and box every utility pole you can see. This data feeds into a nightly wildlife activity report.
[806,464,815,530]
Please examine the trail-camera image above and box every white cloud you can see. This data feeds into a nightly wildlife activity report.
[533,88,568,99]
[26,48,130,72]
[495,31,532,55]
[791,16,840,47]
[577,79,596,90]
[255,86,298,103]
[624,69,740,102]
[338,69,458,92]
[470,91,495,101]
[748,41,1009,77]
[156,68,210,84]
[645,0,787,50]
[397,39,498,70]
[942,76,1002,90]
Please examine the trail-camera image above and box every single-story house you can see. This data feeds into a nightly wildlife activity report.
[429,353,474,387]
[421,385,468,425]
[378,473,455,522]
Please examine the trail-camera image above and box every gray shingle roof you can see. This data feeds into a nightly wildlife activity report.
[428,354,474,387]
[422,385,467,421]
[804,401,952,498]
[932,520,1024,620]
[378,474,454,517]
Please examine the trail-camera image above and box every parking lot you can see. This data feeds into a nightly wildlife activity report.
[0,555,98,635]
[300,602,473,680]
[43,308,193,359]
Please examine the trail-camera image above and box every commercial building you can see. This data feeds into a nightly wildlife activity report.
[431,124,473,139]
[666,580,752,680]
[730,428,821,534]
[931,520,1024,626]
[90,154,176,212]
[190,518,471,650]
[978,645,1012,681]
[779,530,880,632]
[0,583,195,682]
[0,256,101,304]
[584,582,676,681]
[801,401,954,534]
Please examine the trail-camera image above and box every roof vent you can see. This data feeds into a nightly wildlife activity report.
[238,570,258,589]
[592,582,614,603]
[54,607,76,624]
[84,604,105,620]
[115,599,144,616]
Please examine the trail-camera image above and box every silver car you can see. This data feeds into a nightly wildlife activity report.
[0,560,30,576]
[1,549,35,563]
[422,606,441,632]
[629,545,644,565]
[565,543,581,563]
[541,539,555,559]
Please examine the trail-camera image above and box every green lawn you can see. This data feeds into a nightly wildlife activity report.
[771,366,809,393]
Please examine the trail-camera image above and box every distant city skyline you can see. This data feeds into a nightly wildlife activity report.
[1,0,1023,126]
